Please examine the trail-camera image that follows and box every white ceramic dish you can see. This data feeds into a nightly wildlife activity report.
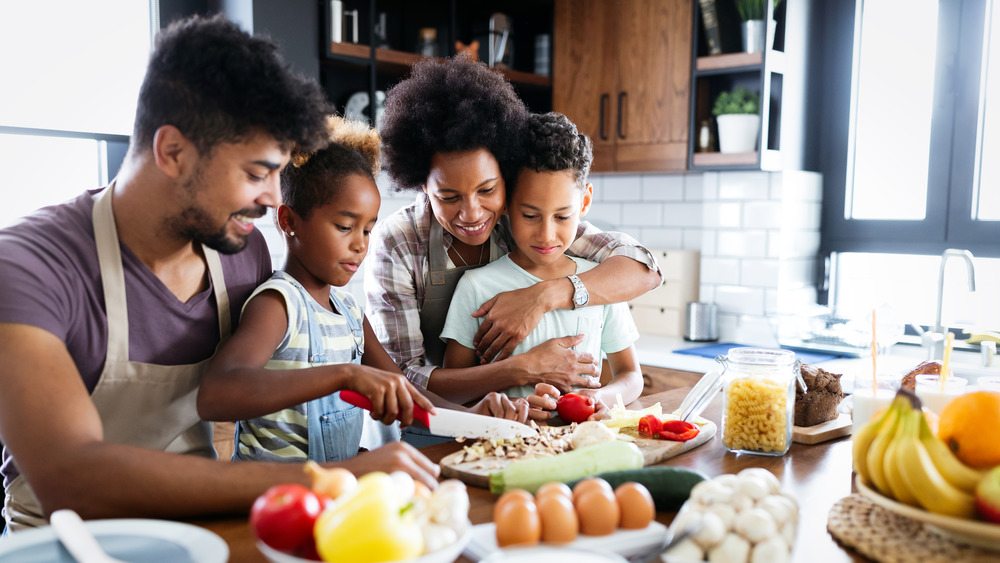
[480,546,626,562]
[463,521,667,561]
[257,528,471,563]
[0,518,228,563]
[856,475,1000,552]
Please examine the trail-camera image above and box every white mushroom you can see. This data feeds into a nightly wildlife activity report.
[737,467,781,494]
[750,536,790,563]
[733,508,777,544]
[713,473,740,489]
[728,491,754,513]
[693,481,735,507]
[707,533,751,563]
[735,475,770,502]
[757,495,795,528]
[671,506,705,536]
[570,420,616,449]
[781,520,797,546]
[706,503,737,530]
[665,538,706,562]
[692,511,727,549]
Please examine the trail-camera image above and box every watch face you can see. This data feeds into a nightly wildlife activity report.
[575,293,588,307]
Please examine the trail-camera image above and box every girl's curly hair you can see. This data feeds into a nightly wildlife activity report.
[518,112,594,192]
[280,116,380,219]
[379,56,530,191]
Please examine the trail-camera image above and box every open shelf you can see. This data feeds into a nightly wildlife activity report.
[695,51,762,72]
[327,42,551,88]
[692,151,758,167]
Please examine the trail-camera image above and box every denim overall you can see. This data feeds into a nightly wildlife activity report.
[286,276,366,463]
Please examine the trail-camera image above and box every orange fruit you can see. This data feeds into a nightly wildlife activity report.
[938,391,1000,469]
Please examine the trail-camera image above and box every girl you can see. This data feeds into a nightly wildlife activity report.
[197,118,526,478]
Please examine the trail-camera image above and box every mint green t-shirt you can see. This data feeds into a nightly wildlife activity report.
[439,255,639,398]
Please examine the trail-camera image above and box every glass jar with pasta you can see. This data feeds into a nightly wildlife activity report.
[720,348,802,456]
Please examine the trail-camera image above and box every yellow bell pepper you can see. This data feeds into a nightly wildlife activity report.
[314,472,424,563]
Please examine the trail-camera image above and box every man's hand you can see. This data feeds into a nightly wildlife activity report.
[468,392,530,423]
[343,366,436,426]
[522,335,601,393]
[338,442,440,490]
[472,284,550,362]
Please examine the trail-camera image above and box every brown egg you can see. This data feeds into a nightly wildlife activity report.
[574,488,620,536]
[614,482,656,529]
[535,482,573,502]
[494,496,541,547]
[536,493,579,543]
[493,489,534,522]
[571,477,613,504]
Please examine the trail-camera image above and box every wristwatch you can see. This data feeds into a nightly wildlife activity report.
[567,274,589,309]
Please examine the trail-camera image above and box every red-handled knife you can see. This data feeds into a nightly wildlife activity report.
[340,390,538,441]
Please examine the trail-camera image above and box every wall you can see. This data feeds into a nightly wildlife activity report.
[255,169,825,347]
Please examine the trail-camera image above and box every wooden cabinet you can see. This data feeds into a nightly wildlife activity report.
[553,0,692,172]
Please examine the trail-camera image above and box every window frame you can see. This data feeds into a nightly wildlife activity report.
[820,0,1000,259]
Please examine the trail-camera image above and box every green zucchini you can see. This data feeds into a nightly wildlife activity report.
[566,466,708,511]
[488,440,643,495]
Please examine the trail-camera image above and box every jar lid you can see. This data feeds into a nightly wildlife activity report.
[420,27,437,40]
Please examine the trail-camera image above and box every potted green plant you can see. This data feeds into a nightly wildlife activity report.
[712,87,760,153]
[734,0,782,53]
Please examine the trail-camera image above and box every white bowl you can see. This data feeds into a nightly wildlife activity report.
[256,528,471,563]
[480,546,626,562]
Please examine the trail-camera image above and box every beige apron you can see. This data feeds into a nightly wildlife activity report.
[4,184,230,531]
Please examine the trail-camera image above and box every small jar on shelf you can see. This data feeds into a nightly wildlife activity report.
[417,28,439,58]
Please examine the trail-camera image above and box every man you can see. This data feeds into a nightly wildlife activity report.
[0,14,438,532]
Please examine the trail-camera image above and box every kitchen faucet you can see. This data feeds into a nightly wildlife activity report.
[916,249,977,360]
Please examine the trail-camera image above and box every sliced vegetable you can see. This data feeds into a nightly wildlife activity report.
[489,440,643,494]
[566,466,709,511]
[658,420,700,442]
[637,414,663,438]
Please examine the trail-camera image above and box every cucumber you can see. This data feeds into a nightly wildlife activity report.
[488,440,643,495]
[566,466,708,511]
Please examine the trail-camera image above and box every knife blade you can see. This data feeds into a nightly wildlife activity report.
[340,390,539,441]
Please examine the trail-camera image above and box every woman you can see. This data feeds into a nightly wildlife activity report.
[365,56,662,406]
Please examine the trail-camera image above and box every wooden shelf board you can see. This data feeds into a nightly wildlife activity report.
[327,42,551,87]
[692,151,759,167]
[696,51,763,71]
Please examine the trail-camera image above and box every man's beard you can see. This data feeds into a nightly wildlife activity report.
[172,167,266,255]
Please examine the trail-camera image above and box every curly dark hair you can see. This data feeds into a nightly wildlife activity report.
[281,117,379,219]
[132,13,330,156]
[380,56,529,191]
[517,112,594,194]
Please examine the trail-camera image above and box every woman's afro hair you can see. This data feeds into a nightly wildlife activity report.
[379,55,530,191]
[520,112,594,189]
[281,116,380,219]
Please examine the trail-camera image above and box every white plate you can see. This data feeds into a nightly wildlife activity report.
[480,546,626,562]
[0,518,228,562]
[463,521,667,561]
[257,527,471,563]
[856,475,1000,552]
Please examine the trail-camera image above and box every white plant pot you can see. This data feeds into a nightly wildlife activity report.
[716,114,760,153]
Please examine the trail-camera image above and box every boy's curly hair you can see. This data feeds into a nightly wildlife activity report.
[133,14,330,156]
[519,112,594,192]
[281,116,380,219]
[380,56,530,191]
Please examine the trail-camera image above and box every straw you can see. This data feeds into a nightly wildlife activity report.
[871,309,878,395]
[941,332,954,391]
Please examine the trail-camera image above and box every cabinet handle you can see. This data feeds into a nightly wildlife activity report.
[617,91,627,140]
[599,93,610,141]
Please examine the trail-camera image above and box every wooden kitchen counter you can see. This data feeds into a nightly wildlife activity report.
[192,386,864,562]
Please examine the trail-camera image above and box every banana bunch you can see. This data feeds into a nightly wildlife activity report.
[853,390,984,519]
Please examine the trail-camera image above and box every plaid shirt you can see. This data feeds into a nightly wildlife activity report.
[364,192,662,388]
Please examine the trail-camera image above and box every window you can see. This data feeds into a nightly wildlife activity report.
[0,1,152,226]
[821,0,999,330]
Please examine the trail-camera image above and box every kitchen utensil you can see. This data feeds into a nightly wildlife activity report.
[50,509,127,563]
[340,391,538,440]
[676,366,725,423]
[627,519,702,563]
[684,301,718,342]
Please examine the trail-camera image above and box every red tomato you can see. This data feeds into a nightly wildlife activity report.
[637,414,663,437]
[556,393,596,423]
[250,484,323,553]
[658,420,699,442]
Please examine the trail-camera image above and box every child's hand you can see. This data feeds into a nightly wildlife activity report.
[469,392,530,423]
[346,367,436,426]
[574,388,611,421]
[526,383,560,421]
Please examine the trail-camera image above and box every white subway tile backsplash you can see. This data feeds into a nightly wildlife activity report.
[640,174,685,201]
[684,173,705,201]
[602,174,643,201]
[589,175,605,202]
[741,258,780,287]
[780,201,823,230]
[771,170,823,202]
[637,228,684,249]
[622,202,664,226]
[696,229,717,256]
[702,202,743,228]
[701,172,720,199]
[586,203,623,228]
[701,257,741,285]
[778,231,821,258]
[716,230,768,257]
[714,285,766,316]
[663,202,704,228]
[718,171,770,200]
[779,257,818,287]
[742,201,781,229]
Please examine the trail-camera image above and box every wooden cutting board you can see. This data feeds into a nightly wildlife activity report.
[792,414,852,445]
[439,421,717,488]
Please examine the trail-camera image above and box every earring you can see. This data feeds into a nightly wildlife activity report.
[288,231,295,238]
